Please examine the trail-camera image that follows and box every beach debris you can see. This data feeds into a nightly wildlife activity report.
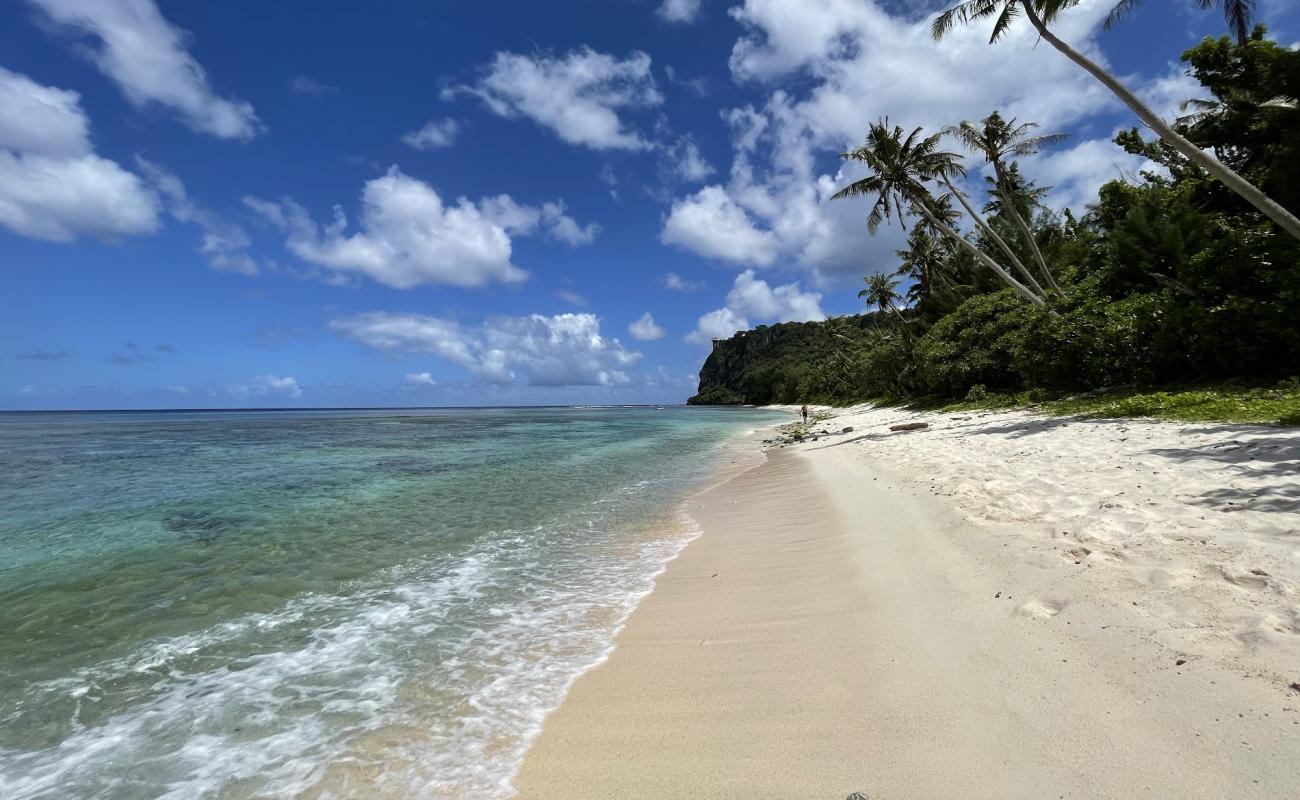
[842,426,854,433]
[846,793,871,800]
[889,422,929,432]
[1176,659,1187,666]
[1288,682,1300,694]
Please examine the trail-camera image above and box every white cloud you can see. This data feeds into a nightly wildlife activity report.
[448,47,662,150]
[1025,137,1154,213]
[658,0,703,24]
[687,269,824,343]
[665,272,702,291]
[0,66,89,156]
[28,0,261,140]
[136,158,257,274]
[332,311,643,386]
[628,312,666,341]
[246,168,597,289]
[405,372,436,385]
[0,67,159,242]
[543,202,601,245]
[665,65,709,97]
[231,374,302,399]
[661,184,778,266]
[0,151,160,242]
[664,135,715,183]
[478,194,600,246]
[688,306,750,344]
[728,268,824,320]
[556,290,588,306]
[1138,65,1206,123]
[658,0,1148,282]
[402,117,460,150]
[289,75,336,96]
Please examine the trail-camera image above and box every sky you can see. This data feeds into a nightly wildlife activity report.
[3,0,1297,409]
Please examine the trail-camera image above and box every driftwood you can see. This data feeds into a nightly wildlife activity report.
[889,422,929,432]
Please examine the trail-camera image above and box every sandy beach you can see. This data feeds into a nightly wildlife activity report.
[512,406,1300,799]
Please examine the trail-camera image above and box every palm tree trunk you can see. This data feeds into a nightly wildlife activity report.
[940,175,1049,299]
[993,162,1063,294]
[913,202,1045,306]
[1021,1,1300,243]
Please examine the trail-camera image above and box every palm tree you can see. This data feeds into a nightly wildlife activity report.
[944,112,1065,293]
[859,273,907,324]
[832,119,1046,306]
[931,1,1300,243]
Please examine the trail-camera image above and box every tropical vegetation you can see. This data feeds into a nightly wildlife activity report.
[691,21,1299,425]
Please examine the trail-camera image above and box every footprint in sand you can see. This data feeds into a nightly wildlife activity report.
[1148,567,1198,588]
[1216,567,1271,591]
[1015,599,1064,619]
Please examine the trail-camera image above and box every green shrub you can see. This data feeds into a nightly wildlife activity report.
[913,290,1033,396]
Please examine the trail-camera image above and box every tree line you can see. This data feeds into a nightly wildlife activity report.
[795,4,1299,405]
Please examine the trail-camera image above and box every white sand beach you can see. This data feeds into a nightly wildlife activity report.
[512,406,1300,799]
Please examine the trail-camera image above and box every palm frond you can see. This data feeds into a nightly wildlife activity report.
[1103,0,1144,31]
[989,1,1021,43]
[931,0,1004,40]
[1221,0,1254,45]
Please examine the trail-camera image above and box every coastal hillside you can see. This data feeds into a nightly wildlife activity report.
[688,315,880,406]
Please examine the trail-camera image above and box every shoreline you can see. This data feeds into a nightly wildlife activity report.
[511,405,1300,798]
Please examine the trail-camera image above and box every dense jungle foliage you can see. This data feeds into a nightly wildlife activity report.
[690,29,1300,411]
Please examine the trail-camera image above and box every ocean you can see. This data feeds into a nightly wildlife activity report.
[0,406,783,799]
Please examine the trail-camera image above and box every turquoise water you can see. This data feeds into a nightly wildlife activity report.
[0,406,782,799]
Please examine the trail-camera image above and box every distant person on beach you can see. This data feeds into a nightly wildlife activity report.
[801,404,808,424]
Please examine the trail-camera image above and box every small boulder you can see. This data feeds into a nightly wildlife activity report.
[841,426,854,433]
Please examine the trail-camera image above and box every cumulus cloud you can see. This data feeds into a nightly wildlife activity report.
[136,157,257,274]
[0,66,89,157]
[658,0,703,24]
[402,117,460,150]
[665,272,703,291]
[687,269,824,343]
[447,47,662,150]
[628,312,666,341]
[331,311,642,386]
[478,194,601,246]
[405,372,436,385]
[0,67,159,242]
[688,306,751,344]
[27,0,261,140]
[1024,137,1155,213]
[246,167,597,289]
[231,374,302,399]
[663,135,715,183]
[661,184,778,266]
[658,0,1160,282]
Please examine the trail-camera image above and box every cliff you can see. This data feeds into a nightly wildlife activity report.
[688,315,876,406]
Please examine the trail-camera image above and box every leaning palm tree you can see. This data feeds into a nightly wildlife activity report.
[859,273,907,324]
[944,112,1065,293]
[932,1,1300,243]
[832,119,1046,306]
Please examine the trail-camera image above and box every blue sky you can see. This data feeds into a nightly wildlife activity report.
[3,0,1296,409]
